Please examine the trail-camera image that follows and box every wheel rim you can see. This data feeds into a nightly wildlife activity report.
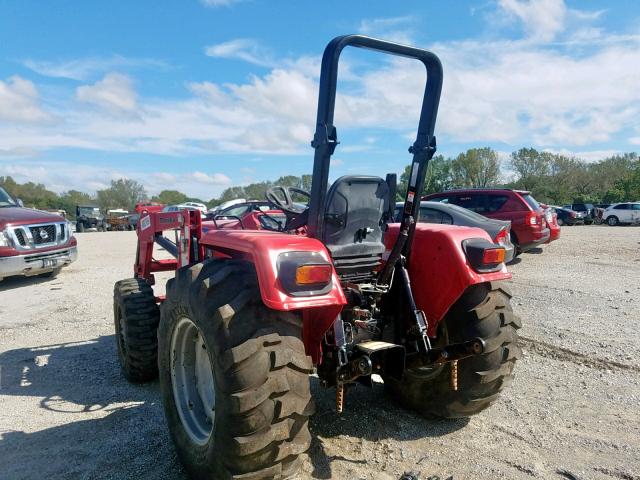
[171,317,215,445]
[608,217,616,226]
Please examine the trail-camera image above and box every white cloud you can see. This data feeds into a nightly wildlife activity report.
[205,39,274,67]
[543,148,623,163]
[358,16,417,44]
[76,73,138,113]
[498,0,568,42]
[0,6,638,167]
[23,56,168,81]
[189,171,232,185]
[0,76,51,123]
[0,159,232,199]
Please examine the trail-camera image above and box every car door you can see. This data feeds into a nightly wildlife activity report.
[632,204,640,223]
[612,203,631,222]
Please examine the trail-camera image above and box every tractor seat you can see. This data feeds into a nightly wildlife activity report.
[322,175,391,282]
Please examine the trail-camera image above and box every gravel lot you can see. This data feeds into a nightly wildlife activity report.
[1,226,639,480]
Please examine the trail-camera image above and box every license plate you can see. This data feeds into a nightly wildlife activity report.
[43,258,58,268]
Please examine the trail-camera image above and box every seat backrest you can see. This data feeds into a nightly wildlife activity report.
[322,175,391,281]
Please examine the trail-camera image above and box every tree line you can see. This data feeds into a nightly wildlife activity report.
[2,148,638,218]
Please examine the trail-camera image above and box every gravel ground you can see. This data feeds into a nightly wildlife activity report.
[0,226,638,480]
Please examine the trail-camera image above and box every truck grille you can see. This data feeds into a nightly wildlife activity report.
[7,222,69,251]
[14,229,27,246]
[29,225,57,245]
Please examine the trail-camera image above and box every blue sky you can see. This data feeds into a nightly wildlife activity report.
[0,0,639,200]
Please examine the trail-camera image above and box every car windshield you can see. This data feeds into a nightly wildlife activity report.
[521,194,541,211]
[79,206,101,215]
[0,187,17,207]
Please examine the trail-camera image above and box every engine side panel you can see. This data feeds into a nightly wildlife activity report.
[384,223,511,336]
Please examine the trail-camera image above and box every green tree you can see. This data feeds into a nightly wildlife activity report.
[450,148,501,188]
[152,190,189,205]
[97,179,147,211]
[510,148,551,191]
[59,190,96,218]
[397,155,453,199]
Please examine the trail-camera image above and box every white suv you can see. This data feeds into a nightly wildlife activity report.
[602,202,640,226]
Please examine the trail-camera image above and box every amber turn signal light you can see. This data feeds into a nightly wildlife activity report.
[295,264,332,285]
[482,247,505,265]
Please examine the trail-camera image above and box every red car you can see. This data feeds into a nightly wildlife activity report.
[540,204,560,244]
[424,188,550,254]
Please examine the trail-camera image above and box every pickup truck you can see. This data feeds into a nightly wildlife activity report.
[0,186,77,281]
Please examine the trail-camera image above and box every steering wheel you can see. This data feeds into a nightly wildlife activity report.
[265,186,310,215]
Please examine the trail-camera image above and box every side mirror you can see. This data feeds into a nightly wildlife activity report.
[17,198,24,207]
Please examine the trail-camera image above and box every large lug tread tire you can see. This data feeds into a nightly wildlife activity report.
[113,278,160,383]
[158,259,314,480]
[386,282,521,418]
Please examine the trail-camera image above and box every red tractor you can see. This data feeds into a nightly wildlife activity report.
[113,35,521,479]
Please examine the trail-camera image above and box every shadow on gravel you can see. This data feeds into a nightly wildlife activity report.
[0,335,186,480]
[525,247,543,254]
[0,336,468,480]
[307,378,470,479]
[0,274,59,292]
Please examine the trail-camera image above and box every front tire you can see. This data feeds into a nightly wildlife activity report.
[158,259,314,480]
[386,282,521,418]
[113,278,160,382]
[607,216,619,226]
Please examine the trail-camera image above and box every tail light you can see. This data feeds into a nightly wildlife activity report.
[278,251,333,296]
[295,264,332,285]
[494,228,509,246]
[526,211,538,225]
[463,238,506,273]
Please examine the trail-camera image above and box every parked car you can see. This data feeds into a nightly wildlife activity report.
[75,205,105,232]
[541,205,560,243]
[602,202,640,226]
[204,201,288,232]
[0,186,77,281]
[394,201,515,262]
[551,206,585,226]
[135,202,164,214]
[562,203,595,224]
[163,202,208,215]
[207,198,246,215]
[424,189,550,254]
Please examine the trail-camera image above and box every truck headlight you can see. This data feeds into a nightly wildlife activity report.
[0,230,11,247]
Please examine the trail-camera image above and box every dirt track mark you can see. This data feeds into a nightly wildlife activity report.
[519,336,640,373]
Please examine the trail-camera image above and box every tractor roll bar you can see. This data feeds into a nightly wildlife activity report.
[307,34,443,253]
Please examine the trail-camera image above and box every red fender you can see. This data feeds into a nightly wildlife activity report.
[384,223,511,336]
[201,230,345,363]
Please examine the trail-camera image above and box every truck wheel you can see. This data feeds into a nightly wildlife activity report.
[76,222,85,233]
[607,216,619,226]
[386,282,521,418]
[113,278,160,382]
[158,259,314,480]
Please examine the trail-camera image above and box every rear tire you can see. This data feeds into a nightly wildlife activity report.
[158,259,314,480]
[607,216,619,226]
[557,218,564,226]
[76,222,85,233]
[113,278,160,382]
[386,282,521,418]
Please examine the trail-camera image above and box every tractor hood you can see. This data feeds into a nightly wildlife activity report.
[0,206,65,228]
